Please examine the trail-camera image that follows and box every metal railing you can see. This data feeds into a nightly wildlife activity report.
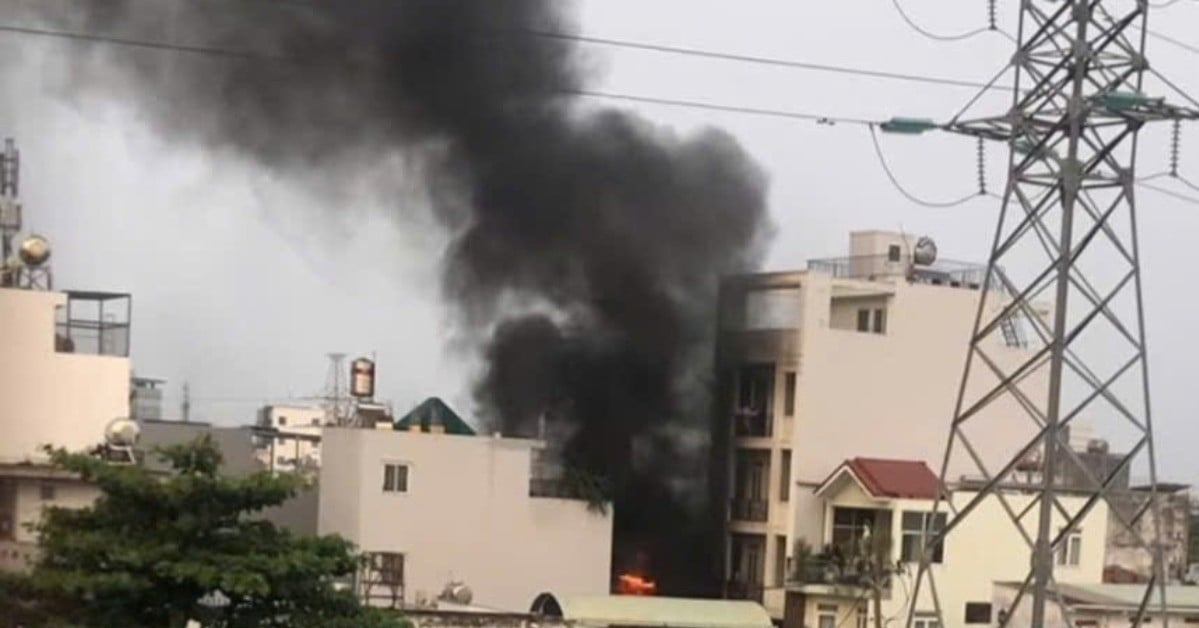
[730,499,769,522]
[808,254,994,291]
[732,409,772,438]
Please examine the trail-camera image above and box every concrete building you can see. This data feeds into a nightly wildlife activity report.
[255,404,326,475]
[318,425,614,613]
[993,582,1199,627]
[782,457,1108,628]
[714,230,1048,615]
[0,287,132,571]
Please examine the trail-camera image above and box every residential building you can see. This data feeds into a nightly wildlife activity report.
[713,230,1049,615]
[783,457,1109,628]
[0,287,132,572]
[255,404,326,475]
[130,376,166,421]
[1104,483,1192,584]
[318,425,614,613]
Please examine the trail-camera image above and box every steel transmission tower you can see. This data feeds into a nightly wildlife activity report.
[909,1,1199,626]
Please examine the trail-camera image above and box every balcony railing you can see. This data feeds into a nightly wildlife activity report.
[730,499,768,522]
[808,254,995,291]
[725,580,765,602]
[733,408,772,438]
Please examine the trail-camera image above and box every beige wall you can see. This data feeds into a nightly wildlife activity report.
[318,428,612,612]
[0,288,130,462]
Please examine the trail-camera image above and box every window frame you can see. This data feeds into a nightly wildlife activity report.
[964,602,992,624]
[888,244,902,262]
[1057,528,1083,567]
[872,308,886,333]
[901,511,947,563]
[779,450,791,502]
[783,371,797,417]
[382,462,410,494]
[857,308,870,332]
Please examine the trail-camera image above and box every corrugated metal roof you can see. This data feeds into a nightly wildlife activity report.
[532,594,773,628]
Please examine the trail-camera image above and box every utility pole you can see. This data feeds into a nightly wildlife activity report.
[910,1,1199,626]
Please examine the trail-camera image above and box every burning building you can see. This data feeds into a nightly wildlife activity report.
[13,0,773,593]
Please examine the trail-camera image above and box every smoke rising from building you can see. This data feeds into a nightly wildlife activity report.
[21,0,772,591]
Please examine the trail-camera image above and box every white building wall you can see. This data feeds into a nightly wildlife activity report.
[0,288,130,462]
[318,428,612,612]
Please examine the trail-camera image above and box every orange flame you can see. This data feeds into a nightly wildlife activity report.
[617,572,657,596]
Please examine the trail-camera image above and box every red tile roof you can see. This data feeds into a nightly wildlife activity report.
[823,457,941,500]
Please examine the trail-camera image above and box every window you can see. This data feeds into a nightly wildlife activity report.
[818,604,838,628]
[964,602,992,624]
[40,483,56,501]
[832,508,888,555]
[888,244,902,262]
[774,535,787,586]
[783,371,797,417]
[913,618,941,628]
[278,415,287,426]
[872,308,886,333]
[901,511,947,563]
[0,479,14,541]
[383,463,409,493]
[857,309,870,332]
[369,551,405,585]
[779,450,791,502]
[1057,529,1082,566]
[735,365,774,437]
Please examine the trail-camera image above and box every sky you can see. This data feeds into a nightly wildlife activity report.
[0,0,1197,480]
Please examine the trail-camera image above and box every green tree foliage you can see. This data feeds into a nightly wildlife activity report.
[1,437,408,628]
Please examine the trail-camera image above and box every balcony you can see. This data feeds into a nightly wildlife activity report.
[733,408,772,438]
[725,580,765,602]
[730,499,769,522]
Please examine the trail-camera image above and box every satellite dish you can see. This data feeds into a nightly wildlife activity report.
[913,237,938,266]
[104,417,141,447]
[440,581,473,605]
[18,234,50,267]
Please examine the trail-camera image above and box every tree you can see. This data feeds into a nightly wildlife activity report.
[2,437,408,628]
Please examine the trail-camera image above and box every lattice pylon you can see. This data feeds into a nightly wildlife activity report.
[908,2,1199,627]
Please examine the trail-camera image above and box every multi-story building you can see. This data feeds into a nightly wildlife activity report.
[713,230,1052,616]
[0,287,132,571]
[318,423,614,613]
[255,404,326,475]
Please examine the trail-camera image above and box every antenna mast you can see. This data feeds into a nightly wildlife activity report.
[912,1,1199,625]
[323,352,351,426]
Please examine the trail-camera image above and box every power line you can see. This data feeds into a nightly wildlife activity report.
[889,0,1013,42]
[528,29,1009,92]
[1147,28,1199,56]
[1139,180,1199,205]
[867,124,983,208]
[0,21,888,126]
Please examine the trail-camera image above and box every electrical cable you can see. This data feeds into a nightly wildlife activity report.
[1146,28,1199,56]
[0,23,883,126]
[1138,180,1199,205]
[889,0,992,42]
[868,125,984,208]
[0,20,1013,93]
[1149,0,1198,8]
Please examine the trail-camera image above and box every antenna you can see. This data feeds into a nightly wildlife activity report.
[322,353,351,426]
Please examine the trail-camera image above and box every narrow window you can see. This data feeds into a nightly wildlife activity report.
[857,309,870,332]
[888,244,902,262]
[774,535,787,586]
[872,308,886,333]
[779,450,792,502]
[783,372,797,417]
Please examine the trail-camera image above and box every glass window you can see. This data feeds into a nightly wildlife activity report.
[819,615,836,628]
[888,244,902,262]
[901,511,947,563]
[872,308,886,333]
[774,535,787,586]
[1057,529,1082,566]
[779,450,791,502]
[383,463,409,493]
[964,602,992,624]
[832,508,882,555]
[857,309,870,332]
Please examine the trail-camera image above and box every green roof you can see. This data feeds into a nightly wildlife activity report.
[394,397,476,436]
[531,594,772,628]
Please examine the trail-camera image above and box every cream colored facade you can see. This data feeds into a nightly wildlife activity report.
[256,404,324,474]
[716,231,1050,616]
[789,476,1108,628]
[0,287,130,571]
[318,427,613,613]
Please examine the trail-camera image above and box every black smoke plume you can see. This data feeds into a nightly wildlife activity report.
[17,0,772,593]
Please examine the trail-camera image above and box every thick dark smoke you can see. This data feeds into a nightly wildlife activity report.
[20,0,772,593]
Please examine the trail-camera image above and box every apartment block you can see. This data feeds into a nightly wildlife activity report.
[713,230,1050,616]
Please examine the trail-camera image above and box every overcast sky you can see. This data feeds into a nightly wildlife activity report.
[0,0,1196,481]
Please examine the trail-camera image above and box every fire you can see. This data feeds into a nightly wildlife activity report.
[617,573,657,596]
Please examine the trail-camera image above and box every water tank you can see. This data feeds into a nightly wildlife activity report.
[913,237,938,266]
[440,581,473,605]
[350,357,375,398]
[1086,438,1110,454]
[18,234,50,267]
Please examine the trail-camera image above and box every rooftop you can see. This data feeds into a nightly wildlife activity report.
[530,593,772,628]
[818,457,942,500]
